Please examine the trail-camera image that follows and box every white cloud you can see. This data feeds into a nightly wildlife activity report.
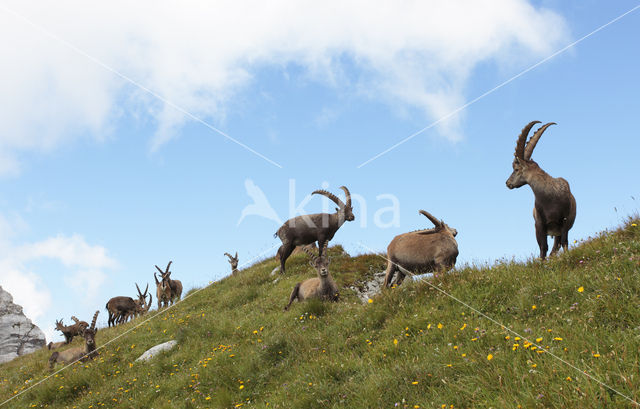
[0,222,117,333]
[0,0,568,173]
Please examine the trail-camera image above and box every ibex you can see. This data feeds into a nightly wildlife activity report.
[383,210,458,288]
[284,242,339,311]
[224,252,239,275]
[49,311,99,370]
[105,283,152,327]
[506,121,576,259]
[46,341,67,350]
[155,261,182,309]
[275,186,354,274]
[54,316,89,344]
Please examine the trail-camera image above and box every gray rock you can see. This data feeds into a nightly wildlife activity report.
[0,285,46,363]
[135,340,178,361]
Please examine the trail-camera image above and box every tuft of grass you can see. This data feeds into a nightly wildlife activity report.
[2,217,640,408]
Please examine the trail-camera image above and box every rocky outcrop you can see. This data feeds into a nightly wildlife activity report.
[136,340,178,361]
[0,285,46,364]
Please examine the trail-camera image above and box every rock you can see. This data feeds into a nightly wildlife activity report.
[348,270,387,303]
[135,340,178,361]
[270,266,280,276]
[0,285,46,364]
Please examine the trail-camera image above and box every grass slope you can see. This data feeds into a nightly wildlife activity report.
[2,218,640,409]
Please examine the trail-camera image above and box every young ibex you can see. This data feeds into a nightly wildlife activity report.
[275,186,354,274]
[105,283,152,327]
[224,252,239,275]
[284,242,339,311]
[155,261,182,309]
[506,121,577,259]
[54,316,89,344]
[383,210,458,288]
[49,311,99,370]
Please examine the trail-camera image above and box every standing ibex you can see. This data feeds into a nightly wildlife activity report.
[383,210,458,288]
[275,186,354,274]
[54,316,89,344]
[224,252,239,275]
[284,242,339,310]
[155,261,182,309]
[105,283,152,327]
[506,121,576,259]
[49,311,99,370]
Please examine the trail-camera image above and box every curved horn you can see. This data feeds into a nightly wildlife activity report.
[135,283,143,297]
[234,252,238,260]
[419,210,442,229]
[515,121,540,159]
[340,186,351,208]
[143,283,148,297]
[524,122,556,160]
[90,311,99,330]
[224,252,233,260]
[145,294,152,312]
[155,265,164,275]
[165,261,173,274]
[154,273,159,285]
[312,189,345,208]
[301,244,318,262]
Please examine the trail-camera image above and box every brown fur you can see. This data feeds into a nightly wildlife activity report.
[155,261,182,308]
[54,316,88,344]
[105,283,151,327]
[284,243,339,310]
[383,210,458,288]
[49,311,99,370]
[275,186,354,274]
[46,341,67,350]
[506,121,577,259]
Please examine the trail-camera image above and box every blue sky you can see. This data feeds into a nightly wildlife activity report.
[0,0,639,342]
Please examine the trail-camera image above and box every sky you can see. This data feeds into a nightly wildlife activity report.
[0,0,639,343]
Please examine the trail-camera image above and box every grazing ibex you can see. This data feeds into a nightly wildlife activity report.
[224,252,239,275]
[275,186,354,274]
[284,243,339,311]
[49,311,99,370]
[105,283,152,327]
[54,316,89,344]
[383,210,458,288]
[155,261,182,309]
[506,121,576,259]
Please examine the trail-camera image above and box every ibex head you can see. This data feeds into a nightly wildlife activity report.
[312,186,355,222]
[82,311,99,347]
[155,261,173,282]
[419,210,457,237]
[303,242,330,277]
[55,319,64,330]
[135,283,152,312]
[224,252,239,271]
[506,121,556,189]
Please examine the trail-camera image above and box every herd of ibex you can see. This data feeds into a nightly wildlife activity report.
[46,121,575,368]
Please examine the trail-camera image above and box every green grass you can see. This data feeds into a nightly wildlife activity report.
[2,220,640,408]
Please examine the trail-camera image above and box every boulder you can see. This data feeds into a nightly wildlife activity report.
[0,285,46,363]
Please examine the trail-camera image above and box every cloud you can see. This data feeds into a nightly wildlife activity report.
[0,0,568,173]
[0,221,117,330]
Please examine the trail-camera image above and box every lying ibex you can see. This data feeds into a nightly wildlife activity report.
[224,252,239,275]
[506,121,576,259]
[105,283,152,327]
[49,311,99,370]
[284,242,339,310]
[54,316,89,344]
[155,261,182,309]
[383,210,458,288]
[275,186,354,274]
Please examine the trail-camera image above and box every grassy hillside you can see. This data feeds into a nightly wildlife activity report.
[2,218,640,408]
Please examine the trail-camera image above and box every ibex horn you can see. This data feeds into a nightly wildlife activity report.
[524,122,556,160]
[515,121,541,160]
[419,210,442,229]
[312,189,345,208]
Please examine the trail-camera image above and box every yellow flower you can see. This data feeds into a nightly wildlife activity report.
[632,223,637,227]
[367,298,373,304]
[531,305,537,310]
[487,354,493,361]
[205,397,211,400]
[554,337,563,341]
[239,385,244,389]
[577,286,584,293]
[437,323,443,329]
[393,339,398,346]
[535,337,543,343]
[593,353,600,358]
[412,381,418,385]
[566,376,572,381]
